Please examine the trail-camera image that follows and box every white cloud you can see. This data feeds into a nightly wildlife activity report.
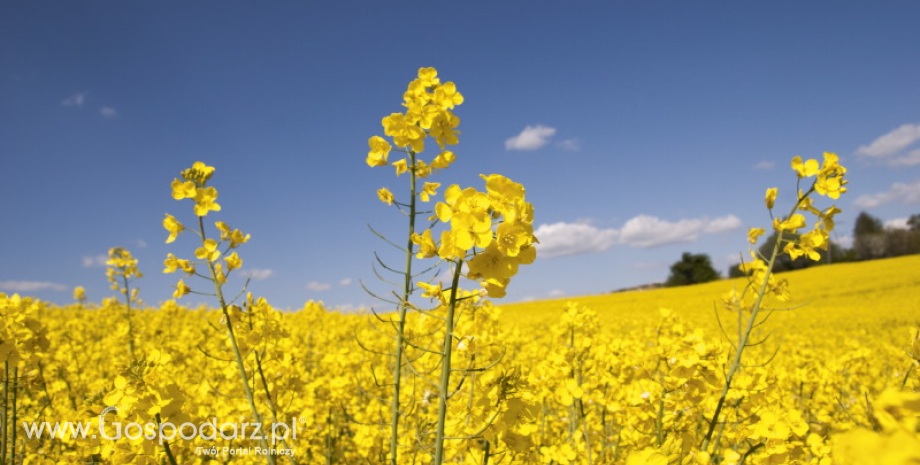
[0,281,68,292]
[558,138,581,151]
[306,281,331,292]
[619,214,741,248]
[247,269,274,280]
[890,149,920,167]
[535,214,742,257]
[505,125,556,151]
[333,303,366,313]
[856,123,920,158]
[753,161,775,170]
[339,278,353,286]
[61,92,87,106]
[834,235,854,249]
[534,222,618,258]
[99,107,118,118]
[82,254,108,267]
[885,218,910,230]
[134,239,148,249]
[548,289,566,298]
[853,179,920,209]
[704,215,743,233]
[631,261,669,269]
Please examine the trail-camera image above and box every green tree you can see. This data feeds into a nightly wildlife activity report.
[907,214,920,231]
[665,252,721,287]
[853,211,886,260]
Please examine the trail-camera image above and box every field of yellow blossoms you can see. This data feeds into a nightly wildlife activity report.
[2,68,918,464]
[2,254,918,464]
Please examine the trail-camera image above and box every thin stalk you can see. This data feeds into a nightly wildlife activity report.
[701,191,809,452]
[389,150,418,465]
[433,259,464,465]
[255,353,298,465]
[8,366,16,465]
[121,273,135,357]
[198,216,276,465]
[156,414,179,465]
[0,362,7,465]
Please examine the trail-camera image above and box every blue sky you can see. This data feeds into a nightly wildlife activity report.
[2,1,919,310]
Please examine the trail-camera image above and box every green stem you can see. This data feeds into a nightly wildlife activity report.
[8,366,16,465]
[121,273,135,357]
[433,259,464,465]
[198,216,276,465]
[389,150,418,465]
[701,190,811,452]
[156,414,179,465]
[1,362,7,465]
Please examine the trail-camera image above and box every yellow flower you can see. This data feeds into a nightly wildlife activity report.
[417,281,445,304]
[171,179,197,200]
[214,263,227,285]
[748,227,766,244]
[429,109,460,149]
[392,159,408,176]
[496,221,534,257]
[765,187,778,210]
[411,229,437,259]
[420,182,440,202]
[415,159,431,178]
[163,214,184,243]
[228,229,250,248]
[163,253,180,273]
[224,252,242,271]
[774,213,806,232]
[481,277,509,298]
[173,279,191,298]
[377,187,394,205]
[417,67,440,88]
[73,286,86,302]
[163,254,195,275]
[382,113,425,152]
[437,230,464,260]
[180,161,215,184]
[433,81,464,110]
[431,150,456,170]
[194,239,221,262]
[215,221,232,240]
[192,187,221,216]
[791,156,819,178]
[366,136,391,167]
[467,243,518,282]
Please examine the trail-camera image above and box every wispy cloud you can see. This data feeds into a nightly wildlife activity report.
[834,235,854,249]
[82,254,108,267]
[753,161,775,170]
[558,138,581,151]
[339,278,352,286]
[535,214,741,258]
[548,289,566,298]
[889,149,920,167]
[853,179,920,208]
[0,280,68,292]
[247,269,274,280]
[631,261,669,269]
[60,92,87,107]
[505,125,556,151]
[857,123,920,158]
[306,281,331,292]
[534,222,618,258]
[885,218,910,230]
[618,214,741,248]
[99,107,118,118]
[134,239,148,249]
